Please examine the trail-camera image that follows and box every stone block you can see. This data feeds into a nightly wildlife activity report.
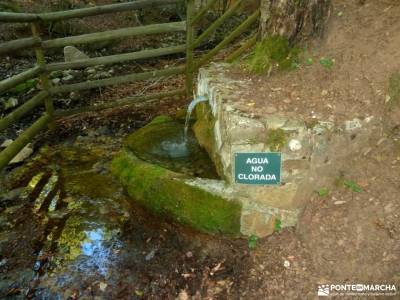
[224,112,266,145]
[234,182,299,210]
[240,210,275,237]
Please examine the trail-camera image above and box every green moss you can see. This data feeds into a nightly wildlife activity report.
[245,36,300,74]
[149,115,173,125]
[111,151,242,235]
[266,128,286,151]
[388,72,400,106]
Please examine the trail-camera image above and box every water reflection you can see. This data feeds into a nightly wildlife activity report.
[56,215,123,277]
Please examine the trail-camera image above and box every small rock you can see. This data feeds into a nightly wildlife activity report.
[99,282,107,292]
[0,139,13,148]
[288,139,302,151]
[283,260,291,268]
[145,249,157,261]
[177,290,189,300]
[334,200,346,205]
[92,162,107,174]
[69,91,80,101]
[185,251,193,258]
[4,97,18,110]
[64,46,89,62]
[321,89,329,96]
[62,74,74,82]
[0,259,7,267]
[85,67,96,74]
[345,118,362,131]
[9,144,33,164]
[52,78,61,85]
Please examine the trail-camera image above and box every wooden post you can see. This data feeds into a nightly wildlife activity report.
[185,0,195,98]
[30,22,55,130]
[0,114,51,172]
[225,33,257,63]
[196,10,260,68]
[0,91,47,133]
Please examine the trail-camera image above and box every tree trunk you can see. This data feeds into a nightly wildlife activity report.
[260,0,331,43]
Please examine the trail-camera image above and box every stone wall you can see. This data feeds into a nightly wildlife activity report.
[193,63,377,237]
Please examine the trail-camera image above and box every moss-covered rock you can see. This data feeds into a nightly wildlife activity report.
[111,150,241,235]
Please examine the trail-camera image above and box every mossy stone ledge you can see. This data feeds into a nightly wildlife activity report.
[111,151,241,235]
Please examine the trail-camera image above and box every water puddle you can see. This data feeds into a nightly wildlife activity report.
[0,141,242,299]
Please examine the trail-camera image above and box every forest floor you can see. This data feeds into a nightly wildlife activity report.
[1,0,400,299]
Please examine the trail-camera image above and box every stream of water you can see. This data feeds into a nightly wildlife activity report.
[184,96,208,141]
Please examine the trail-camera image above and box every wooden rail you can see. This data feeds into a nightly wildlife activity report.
[194,0,243,47]
[0,91,48,132]
[0,0,260,171]
[0,114,51,171]
[55,89,186,117]
[0,66,42,94]
[42,22,186,49]
[50,66,185,94]
[0,37,40,55]
[46,45,186,72]
[0,0,183,22]
[191,0,218,25]
[225,34,258,63]
[196,9,260,67]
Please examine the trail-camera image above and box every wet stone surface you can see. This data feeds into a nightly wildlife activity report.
[0,138,248,299]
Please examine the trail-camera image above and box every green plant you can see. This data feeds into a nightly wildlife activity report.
[320,57,334,69]
[317,187,329,197]
[266,129,286,151]
[274,218,282,232]
[11,79,37,94]
[305,57,314,66]
[344,180,363,193]
[248,234,258,249]
[335,174,363,193]
[246,36,301,74]
[388,72,400,106]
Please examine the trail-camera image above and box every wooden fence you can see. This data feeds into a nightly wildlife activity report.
[0,0,259,171]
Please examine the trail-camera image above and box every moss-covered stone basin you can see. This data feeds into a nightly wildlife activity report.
[112,116,242,235]
[124,115,219,179]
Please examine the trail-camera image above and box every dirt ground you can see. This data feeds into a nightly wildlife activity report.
[1,0,400,299]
